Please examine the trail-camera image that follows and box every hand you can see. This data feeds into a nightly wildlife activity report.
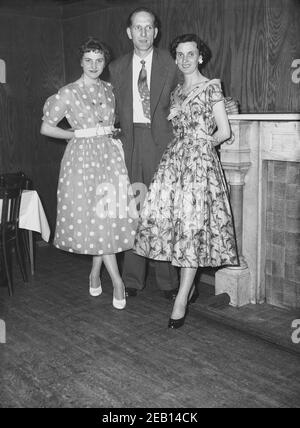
[112,128,122,139]
[212,137,221,147]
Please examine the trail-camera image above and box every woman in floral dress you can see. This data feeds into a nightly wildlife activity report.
[133,34,238,327]
[41,38,137,310]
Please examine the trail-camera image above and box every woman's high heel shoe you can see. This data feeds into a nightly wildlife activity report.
[168,286,198,329]
[168,313,186,329]
[168,305,189,329]
[112,285,126,310]
[89,276,103,297]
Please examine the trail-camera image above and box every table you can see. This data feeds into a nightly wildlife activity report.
[0,190,50,275]
[19,190,50,241]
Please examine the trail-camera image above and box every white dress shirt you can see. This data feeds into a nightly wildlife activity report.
[132,50,153,124]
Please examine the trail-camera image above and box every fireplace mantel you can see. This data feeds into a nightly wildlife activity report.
[228,113,300,121]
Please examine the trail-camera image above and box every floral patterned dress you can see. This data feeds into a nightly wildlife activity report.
[42,78,137,255]
[133,79,238,268]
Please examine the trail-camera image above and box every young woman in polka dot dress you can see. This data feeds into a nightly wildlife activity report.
[41,38,137,310]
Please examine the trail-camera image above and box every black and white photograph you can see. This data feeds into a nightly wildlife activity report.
[0,0,299,410]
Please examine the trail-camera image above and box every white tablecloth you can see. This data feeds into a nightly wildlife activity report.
[0,190,50,242]
[19,190,50,241]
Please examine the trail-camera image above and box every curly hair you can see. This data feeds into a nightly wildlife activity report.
[79,37,111,65]
[170,34,211,67]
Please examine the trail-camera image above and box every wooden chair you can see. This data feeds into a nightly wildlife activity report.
[0,172,35,274]
[0,172,32,191]
[0,187,28,295]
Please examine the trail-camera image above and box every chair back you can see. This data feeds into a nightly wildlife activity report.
[0,188,22,232]
[0,172,32,190]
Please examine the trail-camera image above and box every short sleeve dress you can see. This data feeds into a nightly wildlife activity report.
[42,78,137,255]
[133,79,238,268]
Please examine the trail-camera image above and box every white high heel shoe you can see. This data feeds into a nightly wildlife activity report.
[112,285,126,310]
[89,276,103,297]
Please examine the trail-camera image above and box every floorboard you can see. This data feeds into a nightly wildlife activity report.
[0,246,299,408]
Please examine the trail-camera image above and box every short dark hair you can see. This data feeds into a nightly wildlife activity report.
[170,34,212,67]
[79,37,111,65]
[126,7,159,30]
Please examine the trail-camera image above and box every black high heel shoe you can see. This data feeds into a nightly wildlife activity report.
[168,310,187,329]
[168,286,199,329]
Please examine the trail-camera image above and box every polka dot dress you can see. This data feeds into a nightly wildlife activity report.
[42,78,137,255]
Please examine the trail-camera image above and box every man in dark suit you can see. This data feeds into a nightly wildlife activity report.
[109,7,179,299]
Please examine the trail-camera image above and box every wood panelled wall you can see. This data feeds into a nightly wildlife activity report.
[0,10,65,230]
[0,0,299,236]
[62,0,300,113]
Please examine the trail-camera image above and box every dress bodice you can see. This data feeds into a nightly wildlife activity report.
[42,78,115,129]
[168,79,224,139]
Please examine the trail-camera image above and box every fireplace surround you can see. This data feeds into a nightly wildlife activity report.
[216,114,300,309]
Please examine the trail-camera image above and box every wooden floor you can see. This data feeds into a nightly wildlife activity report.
[0,245,300,408]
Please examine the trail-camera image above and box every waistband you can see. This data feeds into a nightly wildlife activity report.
[177,128,216,141]
[74,125,114,138]
[133,123,151,129]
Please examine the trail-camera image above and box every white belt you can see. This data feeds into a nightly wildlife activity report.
[74,125,114,138]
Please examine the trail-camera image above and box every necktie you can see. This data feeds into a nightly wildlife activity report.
[138,60,151,120]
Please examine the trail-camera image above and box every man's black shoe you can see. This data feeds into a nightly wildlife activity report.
[125,287,138,297]
[163,289,177,300]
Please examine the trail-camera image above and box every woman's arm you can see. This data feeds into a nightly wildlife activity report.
[212,100,231,146]
[40,122,74,140]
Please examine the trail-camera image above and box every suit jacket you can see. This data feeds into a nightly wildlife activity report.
[109,48,180,171]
